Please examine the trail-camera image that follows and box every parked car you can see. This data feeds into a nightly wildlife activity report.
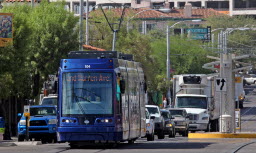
[40,95,57,105]
[167,108,189,137]
[160,109,176,138]
[17,105,57,143]
[244,74,256,85]
[145,108,155,141]
[145,105,165,139]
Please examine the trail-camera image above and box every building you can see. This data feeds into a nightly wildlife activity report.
[62,0,256,16]
[3,0,256,16]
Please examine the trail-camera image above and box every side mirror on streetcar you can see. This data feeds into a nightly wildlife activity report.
[120,80,125,94]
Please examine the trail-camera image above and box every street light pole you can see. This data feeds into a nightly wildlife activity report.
[166,21,186,105]
[166,25,171,104]
[127,9,167,32]
[166,20,201,105]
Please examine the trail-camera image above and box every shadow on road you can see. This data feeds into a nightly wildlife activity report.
[67,142,212,150]
[117,142,212,149]
[244,85,256,95]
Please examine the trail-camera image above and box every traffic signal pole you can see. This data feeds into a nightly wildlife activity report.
[204,28,254,133]
[25,116,29,141]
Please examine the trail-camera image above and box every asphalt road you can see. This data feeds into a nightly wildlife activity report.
[1,84,256,153]
[241,84,256,133]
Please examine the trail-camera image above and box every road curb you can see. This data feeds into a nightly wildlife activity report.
[0,142,17,147]
[14,141,42,146]
[188,133,256,138]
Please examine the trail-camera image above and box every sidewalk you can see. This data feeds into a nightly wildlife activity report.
[0,136,42,147]
[0,136,17,147]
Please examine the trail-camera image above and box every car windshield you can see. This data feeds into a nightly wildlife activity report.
[169,110,184,117]
[161,111,170,120]
[62,72,113,115]
[30,107,56,116]
[177,97,207,109]
[41,98,57,105]
[146,107,159,115]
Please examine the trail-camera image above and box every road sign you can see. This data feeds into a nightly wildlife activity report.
[24,105,30,117]
[215,77,227,92]
[186,26,211,40]
[190,33,209,40]
[235,77,242,83]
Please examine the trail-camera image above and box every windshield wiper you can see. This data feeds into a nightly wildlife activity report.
[75,88,100,98]
[72,81,86,115]
[73,88,105,109]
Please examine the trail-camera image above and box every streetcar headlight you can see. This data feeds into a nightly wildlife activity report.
[19,120,26,126]
[62,119,76,123]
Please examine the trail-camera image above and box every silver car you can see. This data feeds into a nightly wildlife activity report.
[145,108,155,141]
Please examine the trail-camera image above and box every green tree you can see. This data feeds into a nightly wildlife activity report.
[0,1,79,138]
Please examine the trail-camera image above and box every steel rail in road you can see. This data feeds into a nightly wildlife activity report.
[231,140,256,153]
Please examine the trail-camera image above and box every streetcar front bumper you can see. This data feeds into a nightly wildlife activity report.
[57,126,122,142]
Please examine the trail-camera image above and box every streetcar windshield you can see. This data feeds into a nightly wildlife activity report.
[62,72,113,115]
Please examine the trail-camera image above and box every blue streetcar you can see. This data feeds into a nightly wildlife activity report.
[57,51,147,147]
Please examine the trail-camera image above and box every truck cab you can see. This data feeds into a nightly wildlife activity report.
[17,105,57,143]
[175,94,209,132]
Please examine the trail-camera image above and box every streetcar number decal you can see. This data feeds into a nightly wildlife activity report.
[85,65,91,68]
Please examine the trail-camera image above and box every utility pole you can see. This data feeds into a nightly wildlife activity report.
[203,28,253,133]
[112,30,117,51]
[79,0,84,50]
[31,0,34,8]
[85,0,89,45]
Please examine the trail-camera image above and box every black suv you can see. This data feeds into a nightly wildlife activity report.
[160,109,176,138]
